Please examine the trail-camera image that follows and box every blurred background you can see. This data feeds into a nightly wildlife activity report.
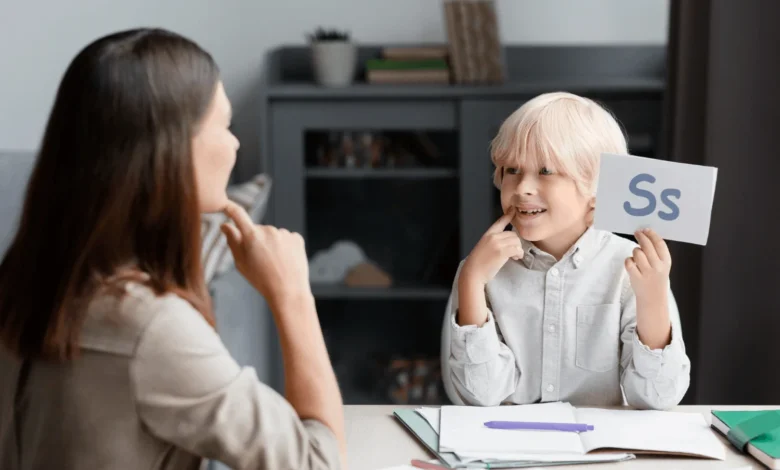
[1,0,778,413]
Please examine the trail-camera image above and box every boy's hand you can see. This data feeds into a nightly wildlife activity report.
[625,228,673,348]
[625,228,671,300]
[461,210,524,287]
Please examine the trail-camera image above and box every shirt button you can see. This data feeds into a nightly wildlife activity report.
[547,384,555,392]
[574,255,582,265]
[548,324,556,333]
[550,268,559,277]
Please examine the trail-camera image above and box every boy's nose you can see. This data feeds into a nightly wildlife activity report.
[515,175,538,195]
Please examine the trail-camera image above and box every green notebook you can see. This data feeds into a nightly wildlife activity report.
[711,410,780,469]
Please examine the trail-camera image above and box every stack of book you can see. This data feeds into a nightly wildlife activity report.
[365,46,450,85]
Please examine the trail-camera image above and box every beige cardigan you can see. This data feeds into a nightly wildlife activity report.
[0,282,341,470]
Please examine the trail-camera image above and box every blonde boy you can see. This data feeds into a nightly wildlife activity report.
[443,92,690,410]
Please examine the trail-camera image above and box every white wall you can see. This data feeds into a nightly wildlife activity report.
[0,0,669,152]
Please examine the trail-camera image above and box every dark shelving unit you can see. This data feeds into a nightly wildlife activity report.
[256,44,667,405]
[305,168,458,179]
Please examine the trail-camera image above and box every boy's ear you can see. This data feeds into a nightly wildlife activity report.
[586,196,596,227]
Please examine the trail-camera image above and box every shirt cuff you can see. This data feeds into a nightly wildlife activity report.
[631,324,684,380]
[449,309,501,364]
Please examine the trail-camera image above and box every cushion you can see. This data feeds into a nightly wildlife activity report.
[201,174,272,283]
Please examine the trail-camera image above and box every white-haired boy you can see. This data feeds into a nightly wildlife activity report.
[444,92,691,410]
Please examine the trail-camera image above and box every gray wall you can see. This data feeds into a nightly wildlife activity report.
[1,0,669,161]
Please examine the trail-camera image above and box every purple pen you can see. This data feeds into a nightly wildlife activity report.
[483,421,594,432]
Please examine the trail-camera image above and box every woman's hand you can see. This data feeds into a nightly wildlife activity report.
[220,201,312,306]
[221,201,347,466]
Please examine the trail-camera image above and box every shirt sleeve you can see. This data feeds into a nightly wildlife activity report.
[619,282,692,410]
[444,264,520,406]
[130,295,341,470]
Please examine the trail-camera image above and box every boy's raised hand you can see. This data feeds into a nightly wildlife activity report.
[460,209,524,287]
[625,228,674,349]
[625,228,672,301]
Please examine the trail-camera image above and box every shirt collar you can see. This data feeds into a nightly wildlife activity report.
[515,226,601,269]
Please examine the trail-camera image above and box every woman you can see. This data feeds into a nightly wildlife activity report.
[0,28,345,470]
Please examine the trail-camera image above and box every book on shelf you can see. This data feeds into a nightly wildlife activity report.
[365,57,451,85]
[443,0,506,84]
[367,69,450,85]
[381,46,449,60]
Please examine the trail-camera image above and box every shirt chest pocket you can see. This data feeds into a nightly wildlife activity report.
[575,303,621,372]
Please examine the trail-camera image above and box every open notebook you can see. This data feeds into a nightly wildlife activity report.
[432,402,726,462]
[394,407,633,469]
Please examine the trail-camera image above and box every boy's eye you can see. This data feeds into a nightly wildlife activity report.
[505,167,520,175]
[539,167,554,176]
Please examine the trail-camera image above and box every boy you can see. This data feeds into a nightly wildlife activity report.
[443,92,690,410]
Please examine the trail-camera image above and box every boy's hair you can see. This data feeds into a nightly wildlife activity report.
[490,91,628,196]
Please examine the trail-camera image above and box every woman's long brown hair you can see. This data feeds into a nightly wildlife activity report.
[0,28,219,360]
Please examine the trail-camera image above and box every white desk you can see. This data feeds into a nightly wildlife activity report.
[345,405,778,469]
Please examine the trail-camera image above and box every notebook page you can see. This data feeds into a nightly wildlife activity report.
[575,408,726,460]
[455,451,633,463]
[439,402,585,455]
[415,407,440,433]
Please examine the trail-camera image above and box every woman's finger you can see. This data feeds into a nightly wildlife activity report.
[221,223,242,253]
[223,201,257,240]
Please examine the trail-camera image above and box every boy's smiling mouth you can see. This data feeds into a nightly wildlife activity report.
[515,203,547,217]
[518,208,546,215]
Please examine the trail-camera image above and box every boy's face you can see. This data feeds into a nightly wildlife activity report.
[500,162,592,257]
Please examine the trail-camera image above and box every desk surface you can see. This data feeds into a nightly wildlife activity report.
[345,405,778,470]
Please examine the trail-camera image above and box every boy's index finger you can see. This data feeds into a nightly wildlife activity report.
[644,228,671,261]
[222,201,256,238]
[489,209,515,234]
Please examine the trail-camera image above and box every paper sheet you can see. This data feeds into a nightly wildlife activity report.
[415,407,441,434]
[576,408,727,460]
[438,402,584,455]
[593,152,718,245]
[455,451,632,463]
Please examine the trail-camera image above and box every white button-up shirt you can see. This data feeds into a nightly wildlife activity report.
[443,228,691,410]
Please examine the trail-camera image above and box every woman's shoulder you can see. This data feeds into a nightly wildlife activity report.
[80,281,210,357]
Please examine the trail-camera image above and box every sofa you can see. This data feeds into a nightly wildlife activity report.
[0,150,277,470]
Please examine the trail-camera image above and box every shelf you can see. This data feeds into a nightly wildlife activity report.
[265,78,665,99]
[311,285,451,300]
[306,168,458,179]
